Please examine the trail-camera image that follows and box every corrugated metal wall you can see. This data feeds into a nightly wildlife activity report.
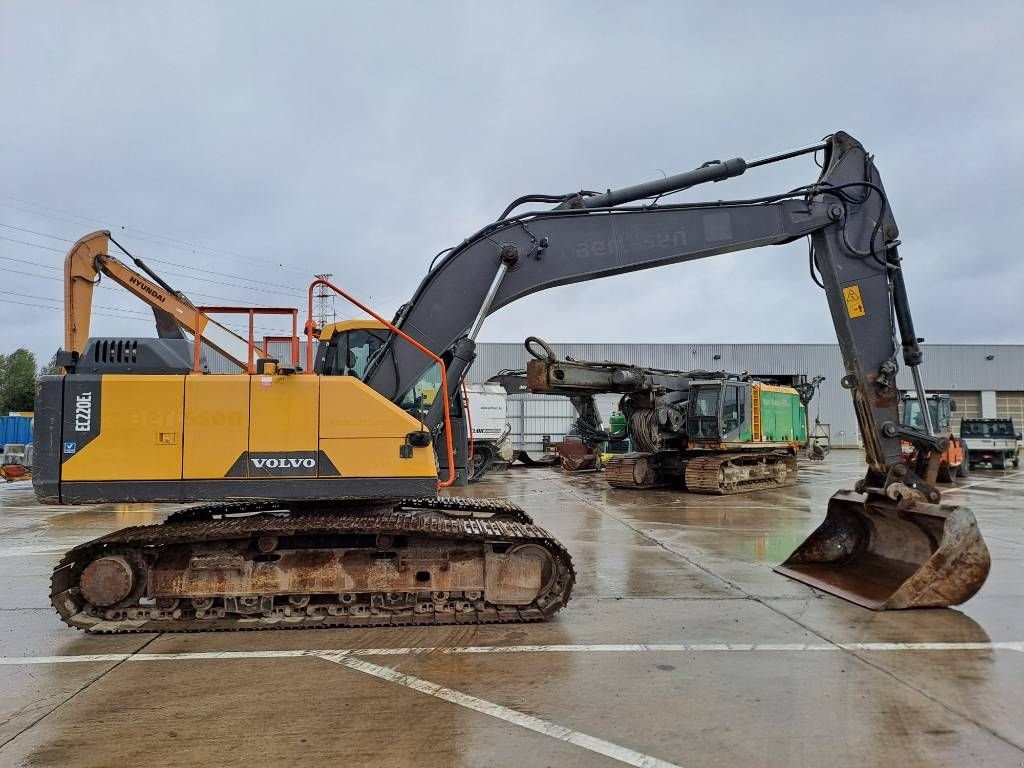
[507,393,622,452]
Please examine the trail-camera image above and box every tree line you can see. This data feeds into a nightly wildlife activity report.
[0,349,58,414]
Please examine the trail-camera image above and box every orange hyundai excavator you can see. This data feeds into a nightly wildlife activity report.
[62,232,279,373]
[37,131,991,634]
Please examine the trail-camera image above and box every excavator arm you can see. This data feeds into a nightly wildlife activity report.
[362,131,989,608]
[62,230,264,371]
[366,133,903,483]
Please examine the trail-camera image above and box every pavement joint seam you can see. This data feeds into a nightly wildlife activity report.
[323,652,688,768]
[560,483,1024,755]
[0,633,161,754]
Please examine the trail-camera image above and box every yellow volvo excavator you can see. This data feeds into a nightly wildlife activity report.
[37,131,990,633]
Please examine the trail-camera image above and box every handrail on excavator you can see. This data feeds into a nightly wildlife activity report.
[306,278,456,489]
[192,306,298,374]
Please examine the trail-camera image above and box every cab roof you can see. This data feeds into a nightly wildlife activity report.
[318,319,387,341]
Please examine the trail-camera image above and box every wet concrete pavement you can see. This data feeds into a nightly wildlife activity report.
[0,453,1021,767]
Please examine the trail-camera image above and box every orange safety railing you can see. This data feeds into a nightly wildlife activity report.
[306,278,456,489]
[462,379,474,476]
[262,334,301,369]
[193,307,299,374]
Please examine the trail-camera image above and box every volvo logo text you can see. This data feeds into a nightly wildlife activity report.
[250,456,316,469]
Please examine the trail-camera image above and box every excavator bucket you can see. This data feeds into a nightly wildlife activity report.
[555,438,601,473]
[775,490,990,609]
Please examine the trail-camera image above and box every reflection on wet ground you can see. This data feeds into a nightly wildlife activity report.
[0,451,1021,767]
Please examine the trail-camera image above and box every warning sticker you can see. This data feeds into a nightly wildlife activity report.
[843,285,866,318]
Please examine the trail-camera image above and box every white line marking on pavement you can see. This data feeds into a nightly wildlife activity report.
[0,545,76,558]
[1,641,1021,665]
[327,654,684,768]
[942,469,1024,493]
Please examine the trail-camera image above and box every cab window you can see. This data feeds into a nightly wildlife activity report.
[321,329,387,378]
[401,363,442,415]
[690,386,721,439]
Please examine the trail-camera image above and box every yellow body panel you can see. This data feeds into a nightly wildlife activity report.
[319,377,436,478]
[183,376,250,478]
[319,438,434,477]
[62,376,184,480]
[249,375,319,453]
[320,377,424,438]
[62,372,436,483]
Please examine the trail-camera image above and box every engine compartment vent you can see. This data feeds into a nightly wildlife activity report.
[93,339,140,365]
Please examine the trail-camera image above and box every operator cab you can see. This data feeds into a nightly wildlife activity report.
[687,380,749,443]
[901,393,955,433]
[315,320,389,378]
[314,319,443,415]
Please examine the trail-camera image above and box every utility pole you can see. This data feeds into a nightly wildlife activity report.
[314,273,336,330]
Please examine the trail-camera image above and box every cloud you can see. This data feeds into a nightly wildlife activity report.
[2,1,1022,362]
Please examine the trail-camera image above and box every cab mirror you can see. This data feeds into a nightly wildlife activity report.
[948,400,957,412]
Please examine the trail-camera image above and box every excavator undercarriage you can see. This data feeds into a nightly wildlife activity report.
[51,497,573,633]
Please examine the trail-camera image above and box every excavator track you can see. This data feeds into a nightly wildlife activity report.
[605,453,663,489]
[163,496,535,525]
[684,452,797,495]
[50,497,572,634]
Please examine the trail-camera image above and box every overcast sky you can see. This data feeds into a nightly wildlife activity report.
[2,2,1022,365]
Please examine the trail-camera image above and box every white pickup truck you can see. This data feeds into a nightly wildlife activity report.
[960,418,1021,469]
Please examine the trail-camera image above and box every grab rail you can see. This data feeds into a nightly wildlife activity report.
[306,278,456,489]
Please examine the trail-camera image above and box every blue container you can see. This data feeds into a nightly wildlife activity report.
[0,416,32,446]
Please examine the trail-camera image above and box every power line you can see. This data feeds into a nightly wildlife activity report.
[0,297,296,336]
[0,194,311,275]
[0,223,310,294]
[0,272,299,335]
[0,198,397,327]
[0,234,64,252]
[0,297,152,323]
[0,254,62,271]
[0,288,150,316]
[0,234,308,300]
[0,260,294,309]
[0,247,359,324]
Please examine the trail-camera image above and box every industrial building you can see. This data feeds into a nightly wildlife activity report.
[469,342,1024,451]
[238,340,1024,452]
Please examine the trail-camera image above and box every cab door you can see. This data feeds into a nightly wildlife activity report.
[720,382,749,442]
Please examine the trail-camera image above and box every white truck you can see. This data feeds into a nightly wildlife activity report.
[960,418,1021,469]
[465,382,514,481]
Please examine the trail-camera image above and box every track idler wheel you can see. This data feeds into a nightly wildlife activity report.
[80,556,136,607]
